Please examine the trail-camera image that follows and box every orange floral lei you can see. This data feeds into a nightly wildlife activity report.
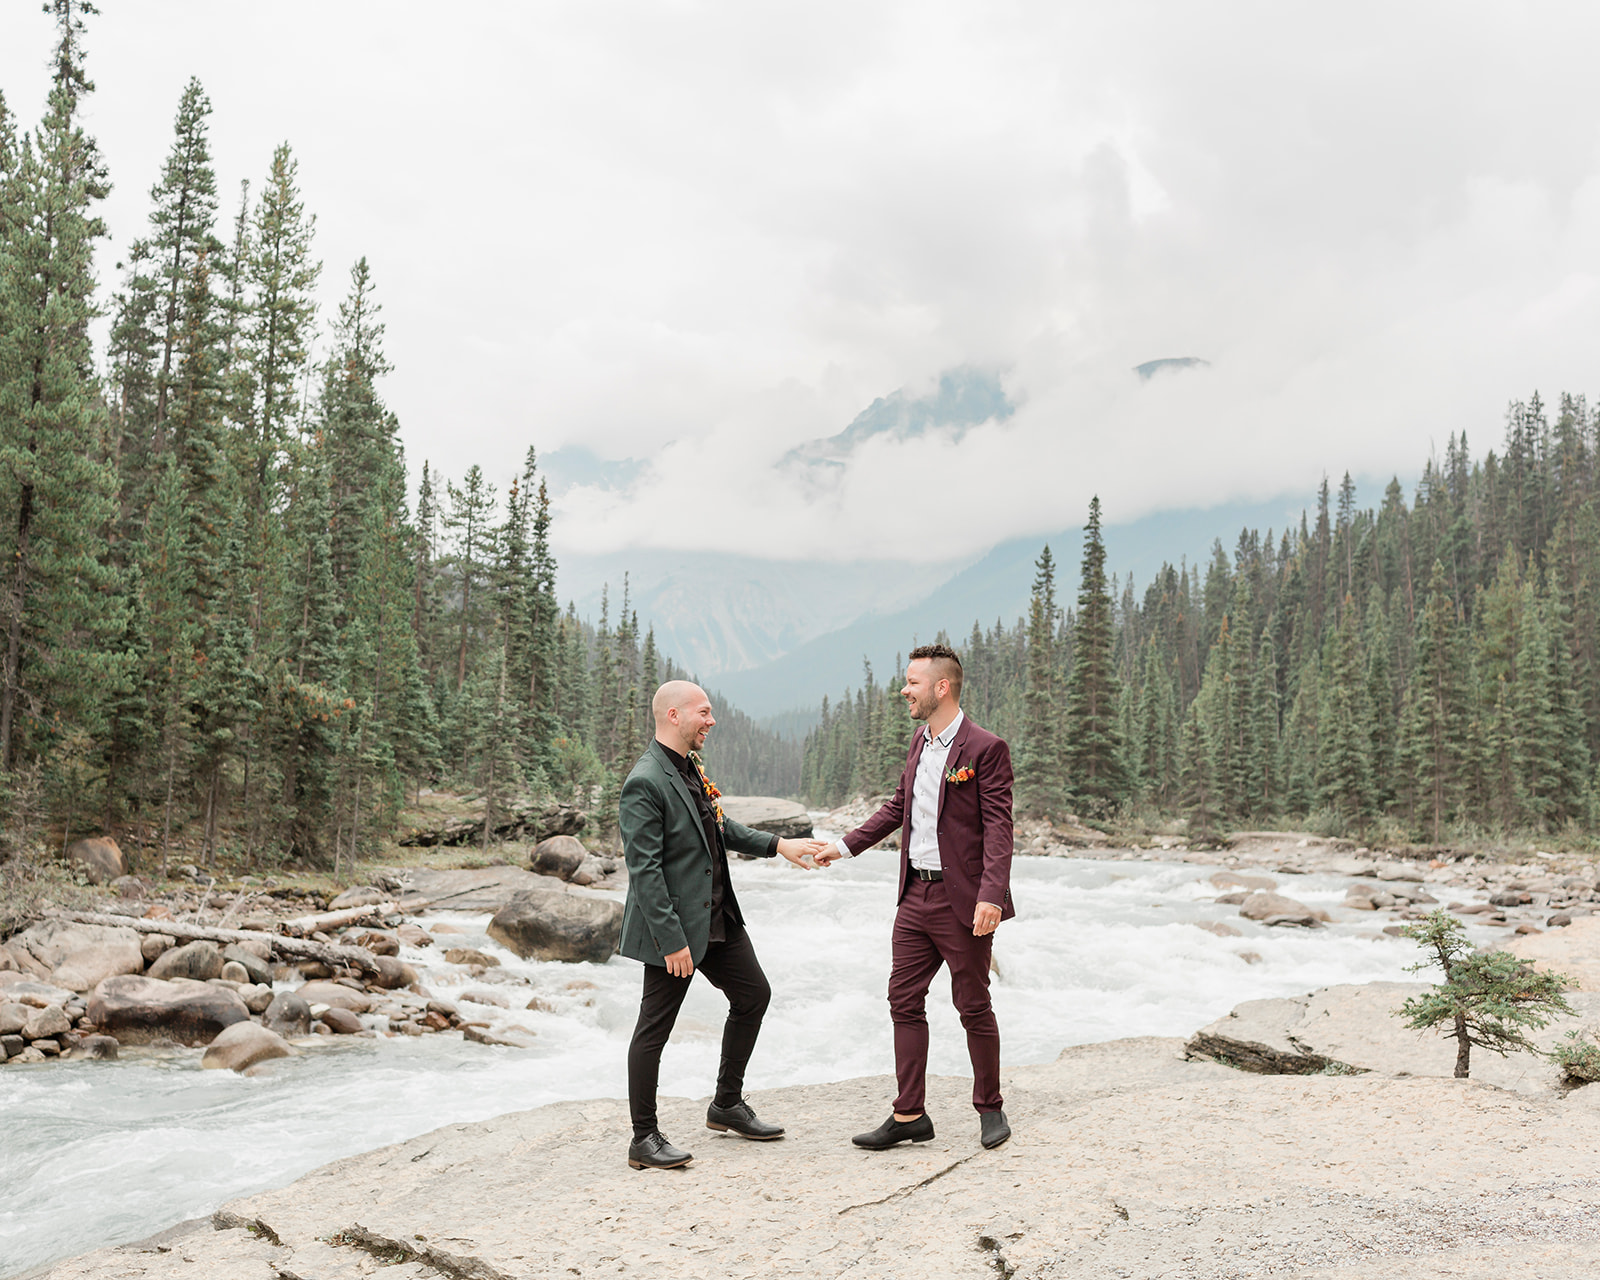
[689,751,725,832]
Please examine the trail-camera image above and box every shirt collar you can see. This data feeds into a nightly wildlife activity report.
[924,709,964,749]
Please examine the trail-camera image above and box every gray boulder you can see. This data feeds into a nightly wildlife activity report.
[0,977,74,1008]
[147,940,225,983]
[329,885,388,911]
[140,934,176,964]
[530,835,588,880]
[87,975,250,1046]
[366,955,417,989]
[719,795,813,841]
[0,1003,27,1034]
[264,992,312,1036]
[1238,891,1328,926]
[70,1034,119,1060]
[10,920,144,994]
[22,1004,71,1042]
[295,981,373,1013]
[488,889,623,964]
[201,1022,294,1072]
[63,836,126,884]
[221,946,274,986]
[319,1006,363,1034]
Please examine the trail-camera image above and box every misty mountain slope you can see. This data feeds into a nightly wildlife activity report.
[713,491,1318,719]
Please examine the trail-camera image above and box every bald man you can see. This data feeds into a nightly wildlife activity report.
[619,680,826,1170]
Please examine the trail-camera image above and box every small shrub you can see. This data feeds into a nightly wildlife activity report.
[1552,1029,1600,1084]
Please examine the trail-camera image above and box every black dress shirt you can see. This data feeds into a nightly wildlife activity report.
[662,743,731,942]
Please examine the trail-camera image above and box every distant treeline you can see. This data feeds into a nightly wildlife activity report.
[804,397,1600,844]
[0,5,793,871]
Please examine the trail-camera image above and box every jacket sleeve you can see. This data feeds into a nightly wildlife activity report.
[975,736,1014,909]
[723,819,779,858]
[620,771,689,957]
[844,748,910,852]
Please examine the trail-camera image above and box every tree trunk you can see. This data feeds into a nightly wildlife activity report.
[1453,1012,1472,1078]
[46,908,384,975]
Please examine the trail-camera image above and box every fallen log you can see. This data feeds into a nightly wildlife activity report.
[279,902,398,936]
[45,909,383,975]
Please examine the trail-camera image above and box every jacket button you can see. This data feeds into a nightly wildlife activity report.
[703,901,711,909]
[704,868,711,876]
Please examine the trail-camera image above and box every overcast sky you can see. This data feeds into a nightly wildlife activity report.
[4,1,1599,563]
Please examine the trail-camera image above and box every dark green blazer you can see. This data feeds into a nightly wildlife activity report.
[618,740,779,966]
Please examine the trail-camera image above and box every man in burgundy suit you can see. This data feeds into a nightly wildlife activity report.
[816,642,1015,1150]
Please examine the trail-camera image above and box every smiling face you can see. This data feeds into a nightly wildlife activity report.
[900,658,945,722]
[673,687,716,754]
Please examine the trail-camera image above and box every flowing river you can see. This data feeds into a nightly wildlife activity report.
[0,846,1457,1278]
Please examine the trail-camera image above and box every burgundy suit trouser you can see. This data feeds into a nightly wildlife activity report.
[888,876,1003,1115]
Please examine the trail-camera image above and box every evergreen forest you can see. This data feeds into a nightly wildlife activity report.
[803,408,1600,847]
[0,4,794,876]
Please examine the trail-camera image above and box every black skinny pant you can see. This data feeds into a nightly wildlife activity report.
[626,918,772,1139]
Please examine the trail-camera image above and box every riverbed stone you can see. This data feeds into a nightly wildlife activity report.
[23,1004,71,1041]
[530,835,588,880]
[1210,871,1278,892]
[1,978,74,1008]
[396,923,432,948]
[202,1021,294,1072]
[295,981,373,1013]
[147,940,225,982]
[0,1033,22,1059]
[63,835,126,884]
[460,987,511,1009]
[264,992,311,1036]
[365,955,417,989]
[217,946,272,986]
[140,934,175,964]
[87,975,250,1046]
[443,947,500,968]
[240,984,274,1014]
[10,920,145,995]
[8,1046,45,1063]
[719,795,814,840]
[488,888,623,963]
[0,941,50,978]
[463,1024,537,1049]
[350,931,400,956]
[0,1003,28,1034]
[219,960,251,984]
[319,1006,363,1034]
[1238,890,1327,924]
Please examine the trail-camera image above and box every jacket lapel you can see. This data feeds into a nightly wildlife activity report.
[936,714,973,817]
[651,741,713,859]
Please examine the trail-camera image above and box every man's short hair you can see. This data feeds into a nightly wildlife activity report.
[908,643,963,703]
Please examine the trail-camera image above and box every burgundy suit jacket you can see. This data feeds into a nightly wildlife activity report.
[844,714,1015,928]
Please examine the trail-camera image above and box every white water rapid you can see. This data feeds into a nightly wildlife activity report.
[1,848,1457,1277]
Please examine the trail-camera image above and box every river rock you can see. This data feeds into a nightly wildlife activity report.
[0,1003,28,1034]
[240,984,274,1014]
[1209,871,1278,892]
[1238,891,1327,925]
[8,1046,46,1063]
[0,977,74,1007]
[70,1034,119,1060]
[22,1004,71,1041]
[141,934,176,964]
[264,992,312,1036]
[460,988,511,1009]
[463,1024,537,1049]
[487,889,623,964]
[328,886,388,911]
[396,923,432,948]
[201,1022,294,1072]
[1,1033,24,1059]
[63,835,126,884]
[350,931,400,956]
[444,948,500,968]
[147,940,225,982]
[220,961,251,984]
[530,835,588,880]
[0,941,50,978]
[719,795,813,840]
[10,920,144,994]
[87,975,250,1046]
[366,955,417,989]
[319,1006,363,1034]
[221,946,273,987]
[295,981,373,1013]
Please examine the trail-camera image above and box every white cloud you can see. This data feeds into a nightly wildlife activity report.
[4,1,1599,562]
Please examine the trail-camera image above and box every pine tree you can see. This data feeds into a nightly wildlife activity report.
[1063,498,1128,816]
[1317,601,1375,835]
[1397,562,1464,842]
[1016,545,1065,815]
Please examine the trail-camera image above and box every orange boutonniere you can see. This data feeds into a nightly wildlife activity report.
[945,762,976,785]
[689,751,725,832]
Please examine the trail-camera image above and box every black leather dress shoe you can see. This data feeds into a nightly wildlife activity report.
[851,1113,935,1149]
[627,1130,694,1169]
[979,1109,1011,1149]
[706,1098,785,1140]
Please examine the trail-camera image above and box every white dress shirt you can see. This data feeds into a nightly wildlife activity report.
[836,711,965,871]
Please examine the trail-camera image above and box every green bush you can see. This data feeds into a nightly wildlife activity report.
[1552,1029,1600,1084]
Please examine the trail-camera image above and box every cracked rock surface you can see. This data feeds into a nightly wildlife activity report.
[34,1032,1600,1280]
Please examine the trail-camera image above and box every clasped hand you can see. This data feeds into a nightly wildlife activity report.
[777,837,834,870]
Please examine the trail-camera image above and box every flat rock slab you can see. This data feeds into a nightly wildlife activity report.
[719,795,813,839]
[1512,916,1600,991]
[394,866,572,913]
[1189,981,1600,1094]
[39,1036,1600,1280]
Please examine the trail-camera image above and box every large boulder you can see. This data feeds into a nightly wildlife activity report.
[9,920,144,993]
[0,976,74,1008]
[63,836,126,884]
[488,889,623,964]
[0,1004,28,1034]
[366,955,417,990]
[87,975,250,1046]
[329,885,389,911]
[201,1022,294,1072]
[147,940,225,982]
[719,796,813,841]
[530,835,588,880]
[0,942,50,978]
[264,991,312,1037]
[22,1004,71,1042]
